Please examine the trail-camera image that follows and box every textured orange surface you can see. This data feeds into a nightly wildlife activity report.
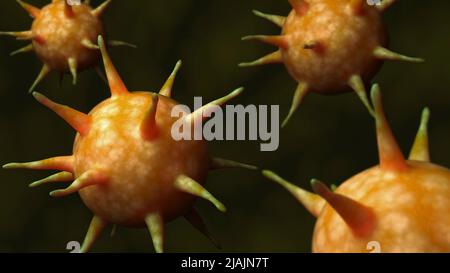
[281,0,386,93]
[313,161,450,253]
[32,0,104,71]
[75,92,210,227]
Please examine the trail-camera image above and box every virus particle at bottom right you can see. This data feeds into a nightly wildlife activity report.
[264,85,450,253]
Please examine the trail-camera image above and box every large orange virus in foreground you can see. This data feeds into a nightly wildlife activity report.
[242,0,423,126]
[264,85,450,252]
[3,36,256,253]
[0,0,134,92]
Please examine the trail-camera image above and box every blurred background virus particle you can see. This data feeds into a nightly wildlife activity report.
[241,0,423,127]
[3,35,256,253]
[0,0,135,92]
[264,85,450,252]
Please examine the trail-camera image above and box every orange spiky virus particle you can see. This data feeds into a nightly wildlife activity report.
[1,0,133,92]
[242,0,423,126]
[3,36,255,253]
[264,85,450,253]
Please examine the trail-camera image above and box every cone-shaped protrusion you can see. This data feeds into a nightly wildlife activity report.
[98,35,128,97]
[373,46,424,63]
[159,60,182,98]
[64,0,75,17]
[10,44,33,56]
[17,0,40,18]
[289,0,309,16]
[140,94,159,140]
[371,84,408,172]
[409,108,431,162]
[242,35,289,49]
[185,209,221,249]
[92,0,112,17]
[80,215,108,253]
[145,213,164,253]
[185,87,243,125]
[174,175,226,212]
[239,51,282,67]
[32,92,92,136]
[3,156,74,172]
[29,171,73,188]
[81,38,99,50]
[311,179,376,238]
[68,58,77,85]
[210,157,258,171]
[263,170,324,217]
[29,64,51,93]
[50,169,108,197]
[348,74,375,117]
[252,10,285,27]
[376,0,396,12]
[282,81,309,128]
[108,40,137,48]
[0,31,33,40]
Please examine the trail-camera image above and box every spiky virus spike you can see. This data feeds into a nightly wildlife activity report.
[29,171,73,188]
[185,87,244,125]
[377,0,396,12]
[263,170,324,217]
[311,179,376,238]
[239,51,282,68]
[3,156,74,172]
[252,10,285,27]
[17,0,40,18]
[0,31,33,40]
[159,60,182,97]
[10,44,33,56]
[50,169,108,197]
[4,38,255,252]
[282,82,309,128]
[80,216,108,253]
[210,158,258,171]
[32,92,91,136]
[145,213,164,253]
[371,84,408,172]
[140,94,159,140]
[409,108,431,162]
[1,0,132,91]
[243,0,423,126]
[68,58,78,85]
[373,46,424,63]
[108,40,137,49]
[184,209,221,249]
[348,74,375,117]
[98,35,129,97]
[174,175,226,213]
[242,35,288,49]
[29,64,51,93]
[92,0,112,17]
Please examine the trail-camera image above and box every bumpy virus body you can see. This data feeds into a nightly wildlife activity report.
[3,36,255,253]
[264,85,450,252]
[242,0,423,126]
[1,0,134,92]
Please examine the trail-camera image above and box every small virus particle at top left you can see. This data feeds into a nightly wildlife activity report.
[0,0,136,92]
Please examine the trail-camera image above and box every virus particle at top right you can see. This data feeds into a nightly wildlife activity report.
[264,85,450,253]
[241,0,423,127]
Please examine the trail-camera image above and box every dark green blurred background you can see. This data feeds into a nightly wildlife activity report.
[0,0,449,253]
